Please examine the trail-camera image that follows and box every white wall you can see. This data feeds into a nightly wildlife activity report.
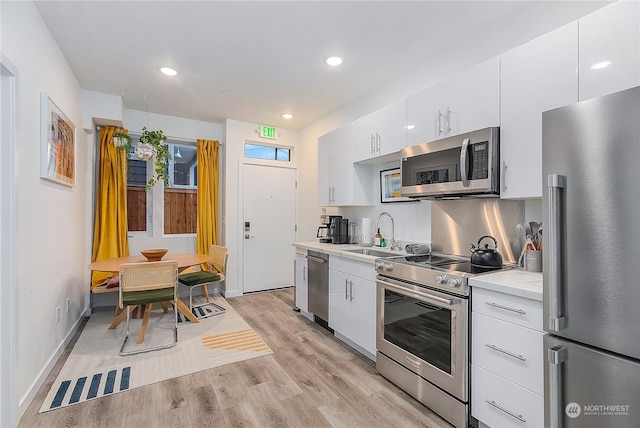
[224,119,299,296]
[1,1,88,419]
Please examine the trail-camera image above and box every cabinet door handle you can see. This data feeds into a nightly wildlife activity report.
[437,110,444,136]
[345,279,349,300]
[485,301,526,314]
[349,280,353,302]
[484,399,526,423]
[371,134,375,154]
[502,161,507,192]
[303,266,306,281]
[376,133,381,153]
[485,343,526,361]
[445,107,451,135]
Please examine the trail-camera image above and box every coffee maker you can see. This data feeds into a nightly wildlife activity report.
[317,215,341,243]
[329,217,349,244]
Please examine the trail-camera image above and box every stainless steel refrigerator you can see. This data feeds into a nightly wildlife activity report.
[542,86,640,427]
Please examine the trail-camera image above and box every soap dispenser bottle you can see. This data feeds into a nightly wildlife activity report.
[374,228,382,247]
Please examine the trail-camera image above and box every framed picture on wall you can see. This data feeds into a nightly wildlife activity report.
[40,92,76,187]
[380,168,414,203]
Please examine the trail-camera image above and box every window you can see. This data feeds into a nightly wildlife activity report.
[126,136,198,235]
[126,146,148,232]
[164,143,197,235]
[244,143,290,161]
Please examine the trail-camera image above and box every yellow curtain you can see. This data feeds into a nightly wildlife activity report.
[91,126,130,288]
[196,139,220,264]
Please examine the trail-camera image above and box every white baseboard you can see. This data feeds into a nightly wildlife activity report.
[18,313,84,421]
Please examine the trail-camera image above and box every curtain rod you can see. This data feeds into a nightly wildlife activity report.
[95,125,223,145]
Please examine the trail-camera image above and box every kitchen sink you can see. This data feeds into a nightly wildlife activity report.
[344,248,398,258]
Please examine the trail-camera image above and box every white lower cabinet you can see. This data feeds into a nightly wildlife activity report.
[328,256,376,357]
[471,287,545,428]
[294,250,308,313]
[472,365,544,428]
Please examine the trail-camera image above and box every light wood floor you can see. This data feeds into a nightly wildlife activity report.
[18,288,451,427]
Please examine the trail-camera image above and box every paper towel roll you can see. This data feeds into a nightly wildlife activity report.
[361,218,372,245]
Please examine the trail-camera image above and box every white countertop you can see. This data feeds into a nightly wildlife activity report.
[469,269,543,301]
[293,241,407,264]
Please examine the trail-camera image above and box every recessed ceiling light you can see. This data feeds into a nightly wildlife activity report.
[282,113,293,119]
[159,67,178,76]
[590,61,611,70]
[326,56,343,66]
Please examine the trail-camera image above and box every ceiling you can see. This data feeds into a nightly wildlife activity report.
[34,1,609,131]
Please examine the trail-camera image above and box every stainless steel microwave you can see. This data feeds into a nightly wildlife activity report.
[400,127,499,199]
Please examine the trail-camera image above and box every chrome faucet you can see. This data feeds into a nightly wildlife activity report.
[376,212,402,251]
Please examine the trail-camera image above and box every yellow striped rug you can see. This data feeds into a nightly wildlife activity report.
[202,329,272,352]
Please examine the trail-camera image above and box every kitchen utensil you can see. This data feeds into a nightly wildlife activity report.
[470,235,503,268]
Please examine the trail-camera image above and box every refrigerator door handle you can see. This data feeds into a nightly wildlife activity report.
[548,174,567,331]
[547,346,568,428]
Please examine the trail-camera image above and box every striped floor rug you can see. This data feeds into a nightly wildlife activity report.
[39,295,272,413]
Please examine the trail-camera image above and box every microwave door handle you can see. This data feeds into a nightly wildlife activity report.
[460,138,470,187]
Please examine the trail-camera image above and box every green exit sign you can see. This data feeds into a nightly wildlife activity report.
[260,125,277,139]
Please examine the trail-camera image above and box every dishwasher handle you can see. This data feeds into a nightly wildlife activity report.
[306,255,327,264]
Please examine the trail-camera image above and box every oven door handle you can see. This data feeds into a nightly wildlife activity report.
[377,279,455,306]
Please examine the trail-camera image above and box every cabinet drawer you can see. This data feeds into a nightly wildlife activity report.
[329,256,375,281]
[472,364,544,428]
[473,287,542,330]
[472,312,544,394]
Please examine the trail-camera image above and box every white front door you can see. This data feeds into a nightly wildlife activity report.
[242,163,296,293]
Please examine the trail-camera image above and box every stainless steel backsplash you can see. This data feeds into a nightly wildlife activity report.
[431,199,524,263]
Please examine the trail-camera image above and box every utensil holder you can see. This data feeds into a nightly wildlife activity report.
[524,250,542,272]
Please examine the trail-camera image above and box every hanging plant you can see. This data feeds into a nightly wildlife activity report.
[112,131,132,151]
[139,127,172,190]
[112,127,172,190]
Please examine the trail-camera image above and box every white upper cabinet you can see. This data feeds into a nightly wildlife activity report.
[500,22,579,199]
[406,82,447,146]
[331,125,356,206]
[353,98,407,163]
[317,132,333,206]
[445,56,501,136]
[579,1,640,101]
[317,125,374,207]
[406,57,500,147]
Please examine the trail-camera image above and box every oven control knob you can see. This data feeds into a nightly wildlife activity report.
[450,278,462,288]
[383,263,394,272]
[436,274,448,284]
[375,261,385,270]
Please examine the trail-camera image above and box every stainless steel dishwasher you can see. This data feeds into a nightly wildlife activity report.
[306,251,329,323]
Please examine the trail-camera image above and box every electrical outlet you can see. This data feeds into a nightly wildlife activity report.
[56,306,61,323]
[66,298,70,313]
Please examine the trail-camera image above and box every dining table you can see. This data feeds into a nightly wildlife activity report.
[88,253,212,327]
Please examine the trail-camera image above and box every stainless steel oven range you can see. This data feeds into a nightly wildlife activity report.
[376,253,498,428]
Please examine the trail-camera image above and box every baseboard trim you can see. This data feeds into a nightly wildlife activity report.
[18,313,85,421]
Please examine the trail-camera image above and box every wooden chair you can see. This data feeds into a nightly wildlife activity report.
[118,260,178,356]
[178,245,227,313]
